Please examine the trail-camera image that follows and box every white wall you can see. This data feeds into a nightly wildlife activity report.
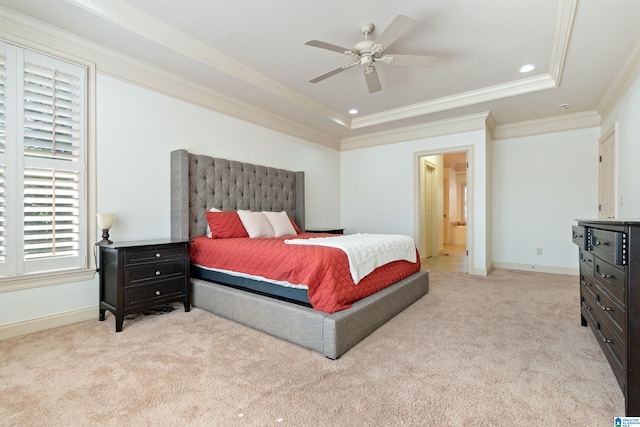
[340,129,489,274]
[492,127,599,273]
[602,73,640,216]
[0,74,341,327]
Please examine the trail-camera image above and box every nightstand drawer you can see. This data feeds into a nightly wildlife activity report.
[124,278,185,307]
[124,260,186,285]
[124,245,186,264]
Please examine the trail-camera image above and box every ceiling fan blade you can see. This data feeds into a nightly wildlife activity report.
[364,66,382,94]
[305,40,352,55]
[373,15,415,51]
[379,54,438,67]
[309,61,358,83]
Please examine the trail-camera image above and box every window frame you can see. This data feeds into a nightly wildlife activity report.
[0,38,96,293]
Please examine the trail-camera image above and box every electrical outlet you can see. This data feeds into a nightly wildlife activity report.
[536,248,543,255]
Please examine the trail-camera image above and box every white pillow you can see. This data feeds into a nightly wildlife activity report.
[237,210,275,238]
[205,207,222,237]
[263,211,297,237]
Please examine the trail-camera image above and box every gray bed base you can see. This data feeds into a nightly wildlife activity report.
[170,149,429,359]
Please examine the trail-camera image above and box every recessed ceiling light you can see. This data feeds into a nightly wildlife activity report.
[348,108,359,115]
[518,64,537,73]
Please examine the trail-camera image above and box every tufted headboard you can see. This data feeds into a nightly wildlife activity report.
[170,149,305,240]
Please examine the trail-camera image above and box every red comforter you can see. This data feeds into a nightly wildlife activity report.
[190,233,421,313]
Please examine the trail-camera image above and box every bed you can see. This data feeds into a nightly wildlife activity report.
[170,149,429,359]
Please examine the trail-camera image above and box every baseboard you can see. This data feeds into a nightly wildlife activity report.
[492,261,578,276]
[0,306,97,341]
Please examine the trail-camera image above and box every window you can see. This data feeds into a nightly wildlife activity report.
[0,40,90,286]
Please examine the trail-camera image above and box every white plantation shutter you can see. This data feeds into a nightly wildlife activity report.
[1,41,87,278]
[0,52,6,271]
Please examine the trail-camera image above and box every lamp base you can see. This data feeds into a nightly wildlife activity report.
[98,229,112,245]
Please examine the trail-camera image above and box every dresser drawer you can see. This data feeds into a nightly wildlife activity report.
[579,248,595,278]
[572,225,588,249]
[581,286,598,326]
[595,317,625,390]
[124,245,186,265]
[124,260,186,285]
[594,258,625,307]
[124,278,185,307]
[593,283,624,340]
[580,270,597,300]
[589,228,626,266]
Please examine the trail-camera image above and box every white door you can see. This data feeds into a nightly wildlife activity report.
[599,126,616,218]
[425,165,434,257]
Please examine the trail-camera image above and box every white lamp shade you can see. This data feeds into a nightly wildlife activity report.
[96,213,114,230]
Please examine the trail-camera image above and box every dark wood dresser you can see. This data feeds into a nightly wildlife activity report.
[98,239,191,332]
[573,219,640,416]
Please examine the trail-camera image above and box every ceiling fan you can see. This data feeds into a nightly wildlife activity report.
[305,15,438,94]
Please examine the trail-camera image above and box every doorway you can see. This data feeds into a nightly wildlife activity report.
[417,150,469,274]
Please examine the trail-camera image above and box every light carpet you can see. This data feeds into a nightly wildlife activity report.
[0,269,624,426]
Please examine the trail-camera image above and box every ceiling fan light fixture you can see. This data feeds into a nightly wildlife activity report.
[518,63,537,73]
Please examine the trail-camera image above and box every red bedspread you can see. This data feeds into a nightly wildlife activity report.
[190,233,421,313]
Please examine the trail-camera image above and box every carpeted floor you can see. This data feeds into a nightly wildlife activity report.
[0,269,624,426]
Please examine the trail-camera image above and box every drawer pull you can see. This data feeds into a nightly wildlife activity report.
[601,273,614,279]
[602,337,611,344]
[155,252,161,258]
[601,305,612,312]
[595,240,608,246]
[583,303,591,310]
[155,290,161,296]
[155,270,161,276]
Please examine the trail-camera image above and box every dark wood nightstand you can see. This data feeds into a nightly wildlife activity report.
[305,228,345,235]
[98,238,191,332]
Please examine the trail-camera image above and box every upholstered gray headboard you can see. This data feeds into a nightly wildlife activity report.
[170,149,305,240]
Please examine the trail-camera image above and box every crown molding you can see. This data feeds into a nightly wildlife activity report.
[350,74,556,130]
[65,0,351,128]
[597,37,640,121]
[548,0,577,85]
[0,7,341,150]
[491,110,600,140]
[341,112,491,151]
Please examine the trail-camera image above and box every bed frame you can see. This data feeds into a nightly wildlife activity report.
[170,149,429,359]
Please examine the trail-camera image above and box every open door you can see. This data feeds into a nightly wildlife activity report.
[599,125,616,219]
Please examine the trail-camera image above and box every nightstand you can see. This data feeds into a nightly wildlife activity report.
[98,238,191,332]
[305,228,345,235]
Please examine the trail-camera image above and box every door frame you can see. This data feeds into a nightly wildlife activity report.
[415,146,473,271]
[598,123,618,218]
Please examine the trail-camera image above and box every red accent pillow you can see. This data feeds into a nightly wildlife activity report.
[289,215,301,234]
[205,211,249,239]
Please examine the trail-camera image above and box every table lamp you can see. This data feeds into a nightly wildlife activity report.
[96,213,115,244]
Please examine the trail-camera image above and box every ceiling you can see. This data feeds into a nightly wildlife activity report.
[2,0,640,148]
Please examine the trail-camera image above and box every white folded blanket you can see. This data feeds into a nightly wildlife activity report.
[284,233,417,284]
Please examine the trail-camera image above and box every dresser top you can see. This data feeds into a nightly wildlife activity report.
[576,218,640,226]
